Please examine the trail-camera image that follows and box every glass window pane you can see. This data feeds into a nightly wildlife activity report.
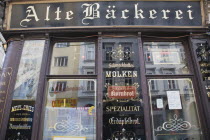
[42,79,96,140]
[50,42,95,75]
[148,79,204,140]
[5,40,45,140]
[143,42,190,75]
[102,38,146,140]
[13,40,45,100]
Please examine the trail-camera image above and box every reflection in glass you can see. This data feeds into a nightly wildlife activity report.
[50,42,95,75]
[43,79,96,140]
[148,79,203,140]
[143,42,190,75]
[13,40,45,100]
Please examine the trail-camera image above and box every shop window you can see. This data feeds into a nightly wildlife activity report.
[44,41,96,140]
[102,38,145,140]
[143,42,190,75]
[54,56,68,67]
[43,79,96,140]
[148,79,204,140]
[50,42,95,75]
[12,40,45,100]
[5,40,45,140]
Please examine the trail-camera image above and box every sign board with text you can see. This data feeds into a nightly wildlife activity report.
[8,1,202,30]
[5,100,35,140]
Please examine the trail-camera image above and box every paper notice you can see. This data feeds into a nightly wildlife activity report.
[167,91,182,110]
[156,98,164,108]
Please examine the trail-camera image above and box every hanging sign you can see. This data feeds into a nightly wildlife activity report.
[8,1,202,29]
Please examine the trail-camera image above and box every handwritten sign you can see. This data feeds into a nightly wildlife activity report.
[167,91,182,110]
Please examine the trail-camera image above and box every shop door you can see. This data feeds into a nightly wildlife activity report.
[101,37,146,140]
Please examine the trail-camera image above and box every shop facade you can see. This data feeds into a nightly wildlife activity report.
[0,0,210,140]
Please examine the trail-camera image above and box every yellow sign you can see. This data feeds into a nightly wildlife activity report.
[52,98,77,107]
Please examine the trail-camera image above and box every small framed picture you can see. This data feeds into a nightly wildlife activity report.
[53,136,86,140]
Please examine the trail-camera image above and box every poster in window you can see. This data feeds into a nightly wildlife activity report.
[156,98,164,109]
[167,91,182,110]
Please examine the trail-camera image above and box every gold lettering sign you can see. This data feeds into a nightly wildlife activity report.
[10,118,33,122]
[109,117,140,125]
[106,71,138,78]
[106,106,140,112]
[52,98,77,107]
[11,105,34,112]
